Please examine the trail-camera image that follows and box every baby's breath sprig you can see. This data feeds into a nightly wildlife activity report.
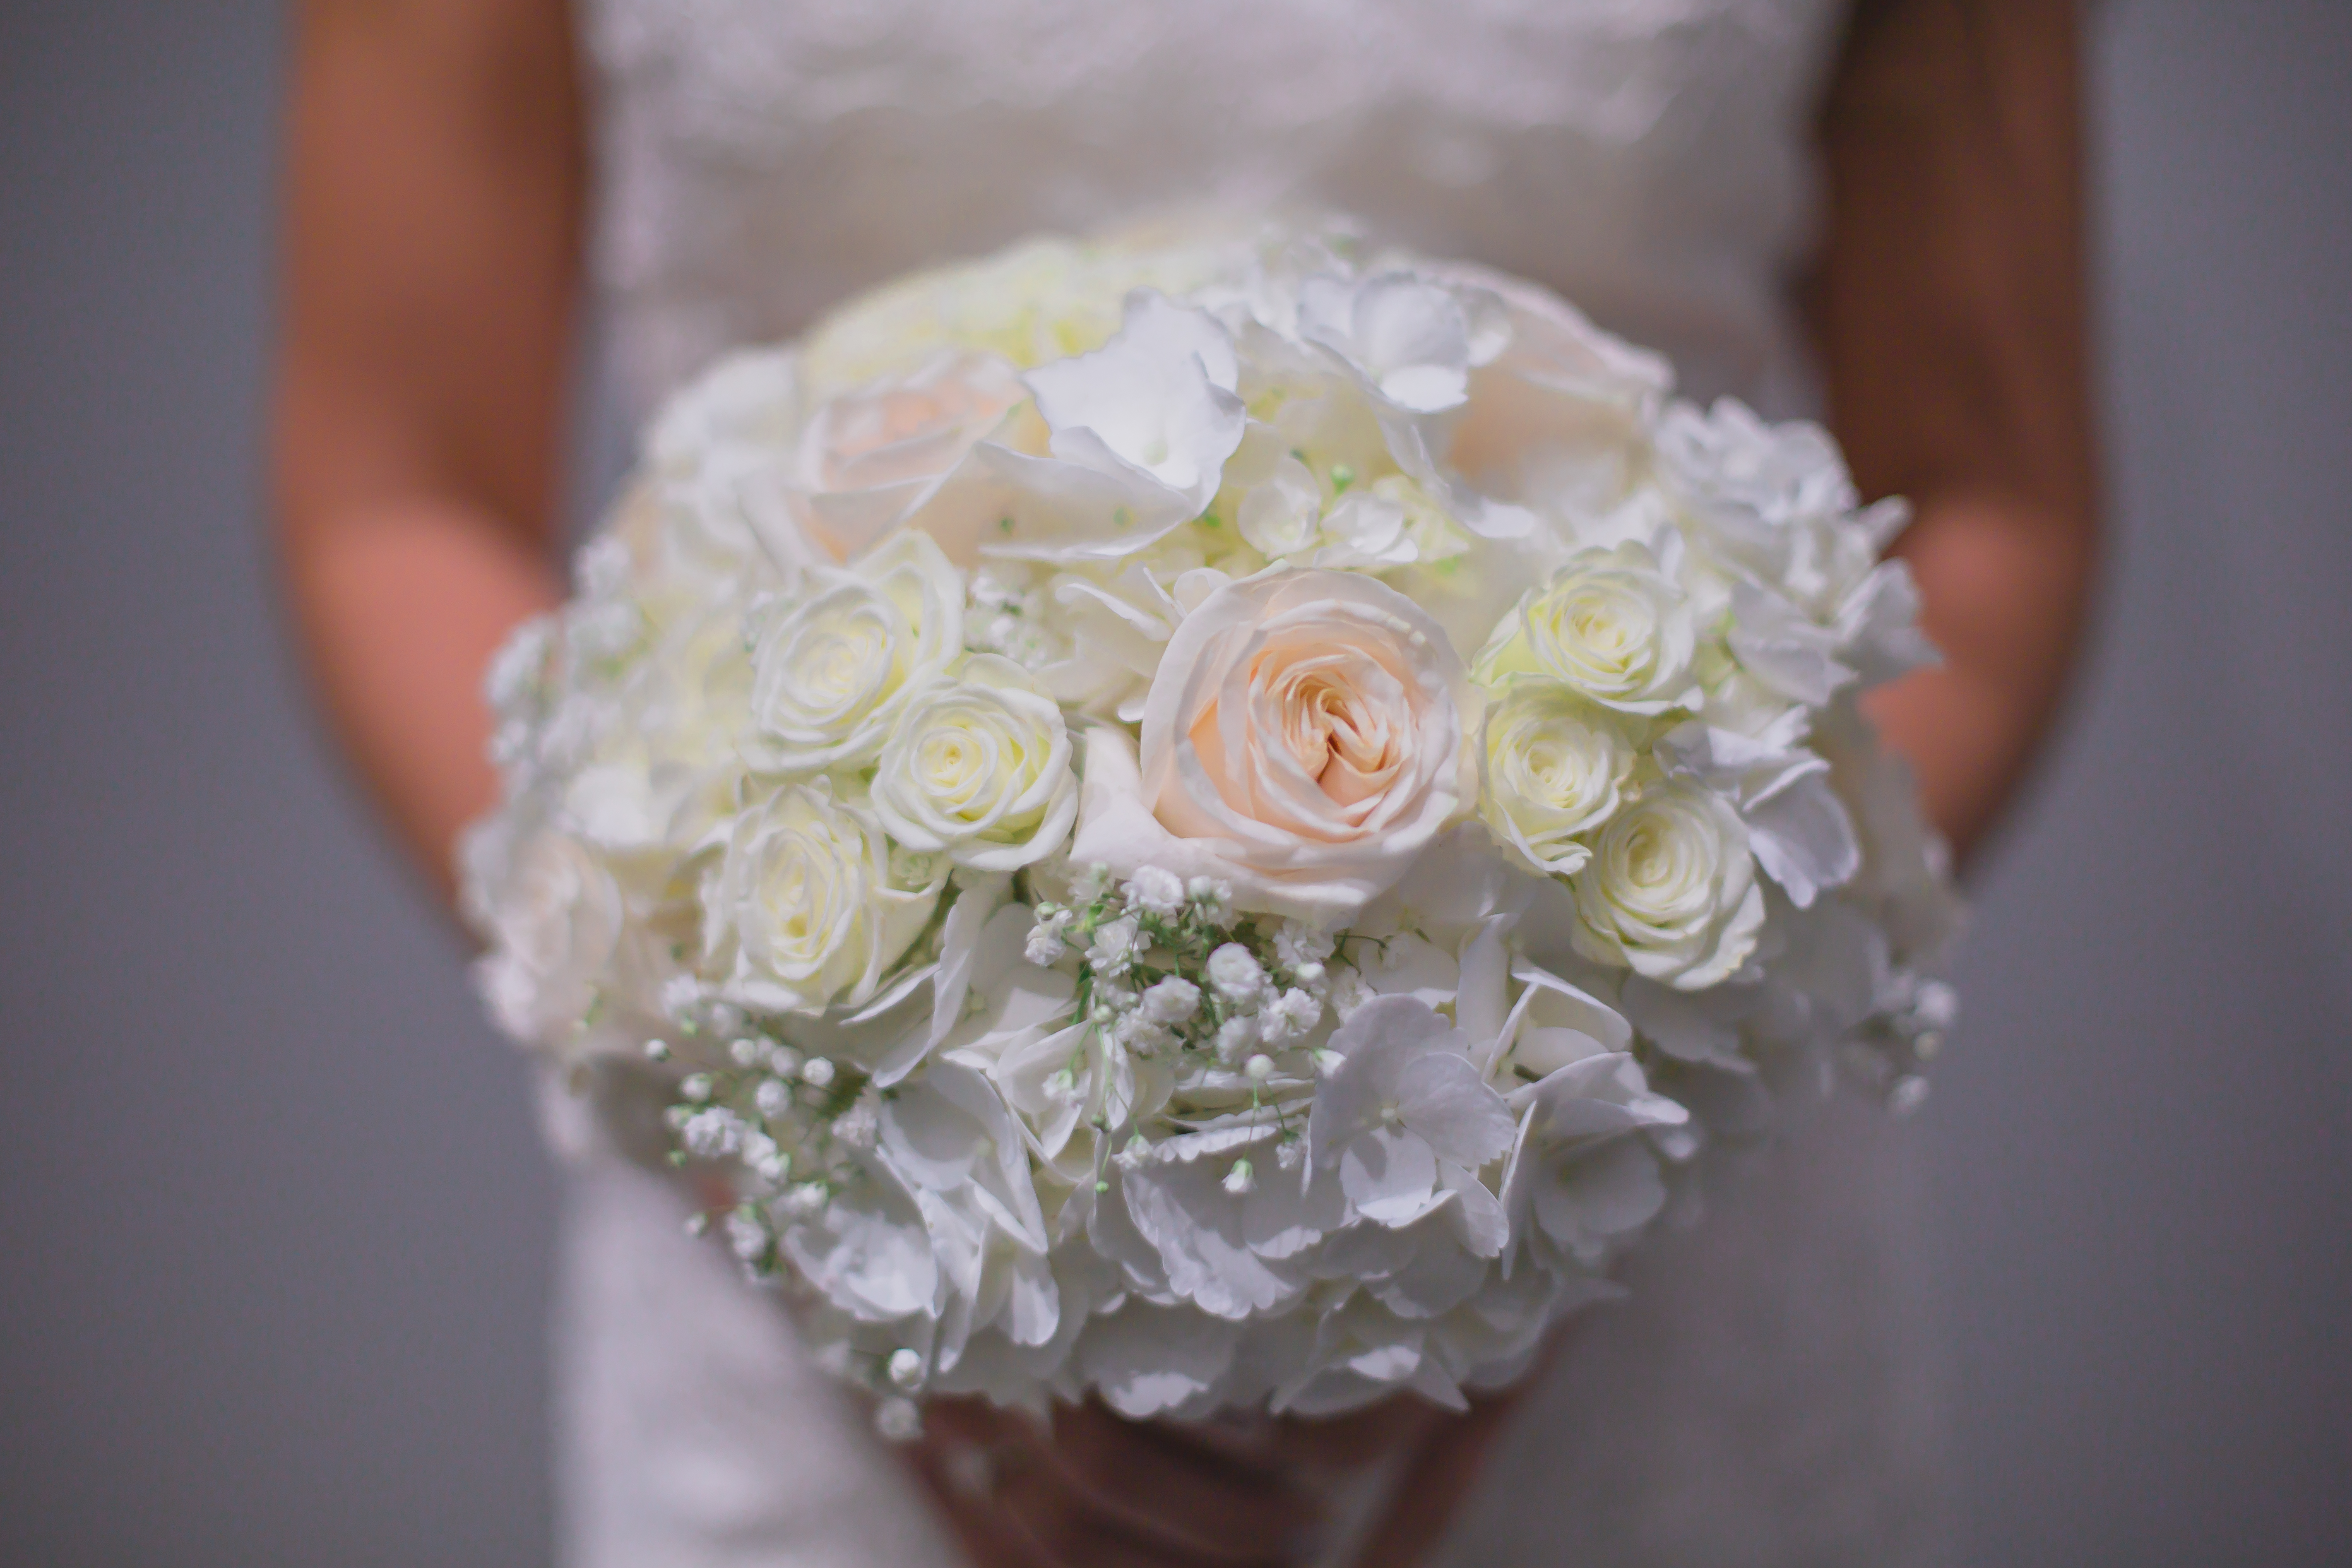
[658,1005,883,1281]
[1021,866,1352,1165]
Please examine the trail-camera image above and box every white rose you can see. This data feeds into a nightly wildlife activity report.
[742,529,964,774]
[1472,538,1700,716]
[1477,684,1637,878]
[778,351,1024,564]
[1070,568,1470,924]
[1569,780,1765,991]
[472,829,625,1044]
[871,655,1078,871]
[1655,721,1860,911]
[709,781,940,1015]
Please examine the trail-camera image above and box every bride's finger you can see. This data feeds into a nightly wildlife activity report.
[1040,1400,1328,1552]
[1270,1397,1448,1471]
[909,1394,1359,1564]
[908,1398,1315,1567]
[990,1451,1313,1568]
[1349,1386,1525,1568]
[1148,1393,1446,1477]
[899,1421,1032,1568]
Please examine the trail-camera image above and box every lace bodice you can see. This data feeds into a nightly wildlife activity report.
[584,0,1850,425]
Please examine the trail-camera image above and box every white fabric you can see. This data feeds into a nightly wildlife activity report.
[564,0,1956,1561]
[556,1157,964,1568]
[584,0,1846,424]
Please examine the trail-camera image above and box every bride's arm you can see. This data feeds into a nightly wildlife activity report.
[1814,0,2099,866]
[272,0,584,902]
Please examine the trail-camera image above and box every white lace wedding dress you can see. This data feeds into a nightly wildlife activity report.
[556,2,1955,1563]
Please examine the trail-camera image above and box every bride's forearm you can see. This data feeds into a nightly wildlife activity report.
[1815,0,2097,871]
[1862,490,2097,868]
[280,498,560,905]
[272,0,585,907]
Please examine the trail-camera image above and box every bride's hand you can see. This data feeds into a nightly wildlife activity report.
[904,1392,1482,1568]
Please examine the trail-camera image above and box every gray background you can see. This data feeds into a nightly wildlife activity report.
[2,0,2347,1563]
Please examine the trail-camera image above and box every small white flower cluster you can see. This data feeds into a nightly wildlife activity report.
[461,220,1960,1429]
[658,1018,881,1273]
[1028,868,1335,1083]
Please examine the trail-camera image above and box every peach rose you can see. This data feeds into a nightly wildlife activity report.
[1071,569,1470,923]
[785,351,1024,562]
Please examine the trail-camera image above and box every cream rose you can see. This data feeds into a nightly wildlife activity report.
[742,530,963,774]
[1472,539,1700,715]
[1569,779,1765,990]
[709,781,940,1015]
[1478,684,1637,878]
[782,351,1024,563]
[871,656,1078,871]
[1070,569,1469,923]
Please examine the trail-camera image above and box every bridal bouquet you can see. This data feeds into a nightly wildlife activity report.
[464,221,1959,1431]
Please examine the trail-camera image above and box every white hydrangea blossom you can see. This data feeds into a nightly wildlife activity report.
[462,220,1958,1428]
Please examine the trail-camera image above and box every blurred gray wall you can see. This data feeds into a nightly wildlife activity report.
[1,2,2345,1564]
